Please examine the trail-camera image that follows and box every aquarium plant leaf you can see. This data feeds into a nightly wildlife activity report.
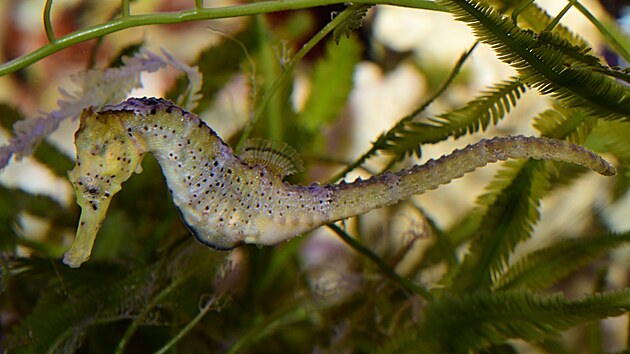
[418,290,630,352]
[333,4,371,44]
[496,232,630,291]
[299,36,360,133]
[438,0,630,120]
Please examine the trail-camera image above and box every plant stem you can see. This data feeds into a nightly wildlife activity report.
[327,223,432,301]
[574,0,630,64]
[256,15,284,142]
[0,0,446,77]
[44,0,56,43]
[121,0,130,17]
[115,270,192,354]
[153,296,218,354]
[236,3,357,152]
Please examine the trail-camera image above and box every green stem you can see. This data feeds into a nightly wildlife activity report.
[44,0,56,43]
[327,223,432,301]
[329,42,478,182]
[115,270,193,354]
[574,0,630,64]
[543,0,575,33]
[153,296,218,354]
[256,15,284,142]
[0,0,446,77]
[236,4,357,152]
[121,0,130,17]
[510,0,534,26]
[195,0,204,10]
[226,303,308,354]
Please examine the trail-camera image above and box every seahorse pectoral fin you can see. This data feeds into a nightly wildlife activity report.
[239,138,304,177]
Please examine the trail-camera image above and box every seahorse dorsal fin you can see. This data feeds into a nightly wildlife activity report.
[240,138,304,177]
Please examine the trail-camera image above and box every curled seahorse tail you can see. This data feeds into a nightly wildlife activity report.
[327,136,615,221]
[443,135,616,177]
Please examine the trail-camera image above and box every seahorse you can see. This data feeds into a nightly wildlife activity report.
[62,97,616,268]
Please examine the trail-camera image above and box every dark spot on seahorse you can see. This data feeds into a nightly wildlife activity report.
[150,108,157,115]
[166,106,174,113]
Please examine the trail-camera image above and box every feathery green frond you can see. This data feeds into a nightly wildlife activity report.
[406,77,527,143]
[533,106,597,143]
[590,121,630,198]
[5,259,153,353]
[447,160,551,291]
[415,290,630,352]
[496,232,630,291]
[499,0,587,47]
[300,36,360,132]
[438,0,630,121]
[330,44,476,181]
[333,4,372,44]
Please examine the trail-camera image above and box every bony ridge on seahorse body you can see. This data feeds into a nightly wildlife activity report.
[62,97,617,268]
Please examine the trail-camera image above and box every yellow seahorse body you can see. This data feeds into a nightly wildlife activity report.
[63,97,616,268]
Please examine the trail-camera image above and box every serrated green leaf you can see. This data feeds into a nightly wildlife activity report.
[497,232,630,291]
[299,36,360,132]
[333,4,371,44]
[447,159,551,291]
[438,0,630,120]
[417,290,630,352]
[590,121,630,199]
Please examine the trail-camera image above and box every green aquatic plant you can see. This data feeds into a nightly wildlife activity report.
[1,0,629,353]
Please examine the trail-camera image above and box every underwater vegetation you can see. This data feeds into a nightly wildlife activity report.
[1,0,630,352]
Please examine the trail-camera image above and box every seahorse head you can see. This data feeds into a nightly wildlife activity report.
[63,108,146,267]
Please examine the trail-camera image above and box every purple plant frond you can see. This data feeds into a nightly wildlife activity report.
[0,49,199,170]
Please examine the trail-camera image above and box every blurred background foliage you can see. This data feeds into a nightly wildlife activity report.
[0,0,630,353]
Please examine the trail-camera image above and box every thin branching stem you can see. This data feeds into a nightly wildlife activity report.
[121,0,130,17]
[236,4,359,152]
[510,0,534,25]
[153,295,218,354]
[544,0,575,33]
[327,223,432,301]
[0,0,445,77]
[574,0,630,64]
[43,0,56,43]
[115,269,194,354]
[196,0,204,10]
[329,42,478,182]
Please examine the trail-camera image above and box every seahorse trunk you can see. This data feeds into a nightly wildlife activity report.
[324,136,615,222]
